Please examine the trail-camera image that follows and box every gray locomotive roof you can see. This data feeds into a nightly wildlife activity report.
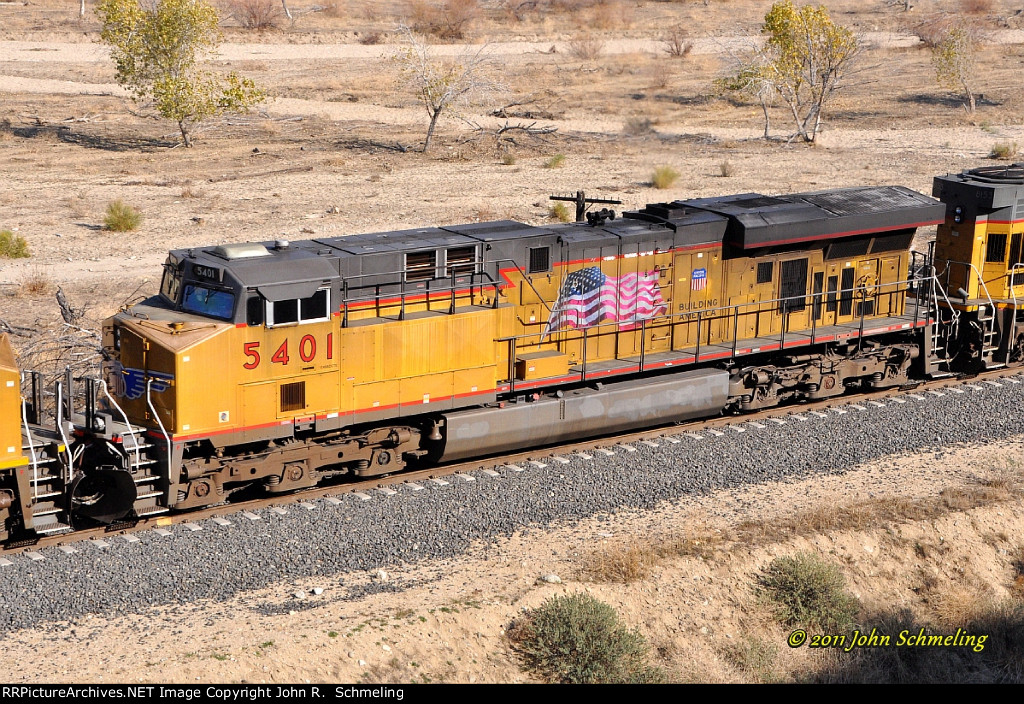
[933,164,1024,212]
[171,185,939,291]
[681,185,944,249]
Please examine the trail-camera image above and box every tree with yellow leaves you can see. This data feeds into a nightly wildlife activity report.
[758,1,858,143]
[933,26,978,114]
[97,0,265,147]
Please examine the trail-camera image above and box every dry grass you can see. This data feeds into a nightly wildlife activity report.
[580,534,721,583]
[589,0,631,30]
[990,141,1019,160]
[579,469,1024,585]
[225,0,281,30]
[960,0,992,14]
[19,268,51,297]
[719,159,735,177]
[104,200,142,232]
[543,153,566,169]
[1010,546,1024,602]
[407,0,479,41]
[662,27,692,59]
[623,116,656,136]
[651,165,679,189]
[568,37,604,61]
[549,202,571,222]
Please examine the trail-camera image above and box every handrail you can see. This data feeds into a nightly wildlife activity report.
[54,379,73,483]
[19,373,39,502]
[1004,262,1024,364]
[507,276,922,342]
[100,379,140,468]
[497,276,928,386]
[146,379,172,483]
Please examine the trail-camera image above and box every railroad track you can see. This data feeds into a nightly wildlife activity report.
[6,364,1023,556]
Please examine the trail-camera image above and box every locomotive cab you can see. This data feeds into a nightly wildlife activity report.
[932,164,1024,366]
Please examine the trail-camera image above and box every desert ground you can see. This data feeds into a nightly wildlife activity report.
[1,0,1023,683]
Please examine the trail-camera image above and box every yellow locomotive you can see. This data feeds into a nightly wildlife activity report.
[0,333,71,542]
[4,165,1024,541]
[96,182,944,518]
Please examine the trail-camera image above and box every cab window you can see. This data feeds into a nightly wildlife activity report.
[160,265,183,304]
[181,284,235,320]
[267,288,330,327]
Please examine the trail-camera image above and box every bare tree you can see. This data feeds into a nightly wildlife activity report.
[716,47,777,139]
[394,25,497,152]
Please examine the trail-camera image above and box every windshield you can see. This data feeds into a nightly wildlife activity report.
[181,284,235,320]
[160,265,182,304]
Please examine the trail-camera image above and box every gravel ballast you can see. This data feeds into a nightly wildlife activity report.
[1,378,1022,631]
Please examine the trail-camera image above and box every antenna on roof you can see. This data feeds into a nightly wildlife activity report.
[549,191,622,223]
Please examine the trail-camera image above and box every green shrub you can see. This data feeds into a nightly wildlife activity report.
[544,153,566,169]
[507,593,665,684]
[651,165,680,189]
[758,553,859,631]
[104,200,142,232]
[0,230,30,258]
[549,202,572,223]
[990,141,1019,160]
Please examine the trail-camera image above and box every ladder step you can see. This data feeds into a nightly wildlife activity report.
[133,474,158,484]
[135,506,169,517]
[31,507,63,517]
[32,491,62,500]
[35,522,72,536]
[135,490,163,500]
[29,475,63,484]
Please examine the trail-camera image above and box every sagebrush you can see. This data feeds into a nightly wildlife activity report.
[104,200,142,232]
[0,230,30,258]
[651,165,679,189]
[758,553,860,631]
[507,593,664,684]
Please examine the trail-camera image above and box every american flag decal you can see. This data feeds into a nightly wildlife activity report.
[691,267,707,291]
[544,267,667,335]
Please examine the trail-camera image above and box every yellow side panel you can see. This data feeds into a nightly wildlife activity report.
[353,380,400,414]
[175,327,237,435]
[340,326,382,384]
[454,367,495,399]
[451,314,495,368]
[0,334,21,466]
[399,372,454,408]
[242,380,276,428]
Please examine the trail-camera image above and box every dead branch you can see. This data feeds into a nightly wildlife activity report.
[494,120,557,136]
[57,286,85,326]
[0,319,35,337]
